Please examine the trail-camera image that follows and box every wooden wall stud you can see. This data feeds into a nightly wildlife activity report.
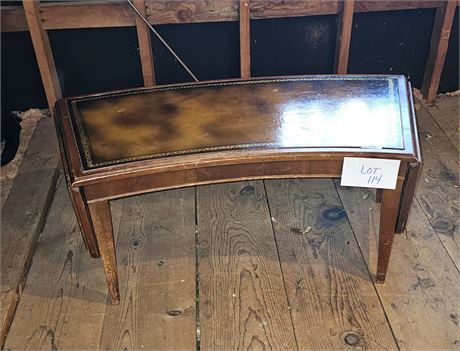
[133,0,156,86]
[421,0,457,104]
[334,0,355,74]
[239,0,251,78]
[22,0,62,112]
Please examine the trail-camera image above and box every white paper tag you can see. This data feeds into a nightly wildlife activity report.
[341,157,401,189]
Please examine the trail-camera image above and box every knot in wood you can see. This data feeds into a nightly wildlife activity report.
[343,332,361,346]
[167,309,182,317]
[175,4,195,22]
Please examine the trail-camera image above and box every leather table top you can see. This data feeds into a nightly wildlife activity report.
[64,76,414,170]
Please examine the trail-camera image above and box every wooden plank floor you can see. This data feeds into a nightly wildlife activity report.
[3,96,459,350]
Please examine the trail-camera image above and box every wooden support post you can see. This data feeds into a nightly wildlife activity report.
[239,0,251,78]
[421,0,457,104]
[22,0,62,112]
[133,0,155,86]
[334,0,355,74]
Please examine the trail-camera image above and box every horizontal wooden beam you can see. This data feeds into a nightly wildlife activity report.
[1,1,134,33]
[1,1,444,33]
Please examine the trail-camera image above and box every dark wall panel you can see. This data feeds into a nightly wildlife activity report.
[150,21,240,84]
[348,9,436,88]
[1,8,458,112]
[251,15,337,77]
[48,27,143,97]
[1,31,47,111]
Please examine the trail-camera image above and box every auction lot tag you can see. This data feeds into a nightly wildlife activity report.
[341,157,401,189]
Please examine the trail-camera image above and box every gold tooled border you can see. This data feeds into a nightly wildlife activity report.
[70,76,401,169]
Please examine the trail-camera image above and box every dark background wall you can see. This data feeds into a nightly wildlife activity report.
[1,7,459,112]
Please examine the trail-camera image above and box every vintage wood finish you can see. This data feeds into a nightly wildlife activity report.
[88,201,119,303]
[377,177,405,283]
[54,100,100,257]
[68,188,100,258]
[59,76,416,175]
[376,189,383,203]
[54,76,421,303]
[395,162,422,233]
[395,81,422,233]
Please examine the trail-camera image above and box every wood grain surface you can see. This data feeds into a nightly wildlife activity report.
[0,117,60,348]
[336,183,460,350]
[265,179,398,350]
[4,177,109,350]
[334,99,460,350]
[99,188,197,350]
[426,95,459,151]
[415,105,459,271]
[197,181,297,350]
[2,1,443,32]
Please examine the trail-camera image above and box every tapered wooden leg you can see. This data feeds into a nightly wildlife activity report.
[67,187,100,258]
[376,189,383,203]
[88,200,120,304]
[395,162,422,234]
[376,178,404,284]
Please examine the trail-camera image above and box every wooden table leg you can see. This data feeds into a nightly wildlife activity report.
[376,178,404,284]
[376,189,383,203]
[395,162,422,234]
[88,200,120,304]
[68,187,100,258]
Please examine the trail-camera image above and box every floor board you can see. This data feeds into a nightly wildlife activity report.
[0,116,60,348]
[197,181,298,350]
[265,179,398,350]
[3,96,459,350]
[414,104,460,271]
[4,177,108,350]
[99,189,197,350]
[425,95,459,151]
[336,183,460,351]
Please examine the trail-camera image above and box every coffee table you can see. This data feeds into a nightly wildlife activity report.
[54,76,421,304]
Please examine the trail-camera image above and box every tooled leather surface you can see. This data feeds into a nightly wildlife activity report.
[69,77,404,169]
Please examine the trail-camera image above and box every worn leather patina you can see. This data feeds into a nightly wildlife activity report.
[69,76,405,169]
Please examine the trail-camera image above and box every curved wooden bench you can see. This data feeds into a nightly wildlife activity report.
[54,76,421,304]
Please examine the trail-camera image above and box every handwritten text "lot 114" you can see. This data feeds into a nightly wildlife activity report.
[341,157,401,190]
[361,166,383,185]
